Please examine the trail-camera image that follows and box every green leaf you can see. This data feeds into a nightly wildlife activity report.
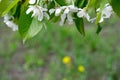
[24,17,43,42]
[74,0,87,36]
[19,8,43,42]
[21,0,29,13]
[54,0,68,6]
[0,0,19,16]
[48,1,55,9]
[110,0,120,17]
[19,8,32,38]
[86,0,101,9]
[75,0,88,8]
[74,14,85,36]
[96,24,102,34]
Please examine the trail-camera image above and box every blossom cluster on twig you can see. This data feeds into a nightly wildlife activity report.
[3,0,113,31]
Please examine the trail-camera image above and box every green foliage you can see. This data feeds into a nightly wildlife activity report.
[74,16,85,36]
[18,8,32,40]
[74,0,88,36]
[19,8,43,42]
[23,17,43,42]
[110,0,120,17]
[54,0,68,6]
[96,24,102,34]
[0,0,19,16]
[75,0,88,8]
[86,0,100,8]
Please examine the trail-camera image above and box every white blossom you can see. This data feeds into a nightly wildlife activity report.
[49,9,55,15]
[89,17,96,23]
[49,5,78,25]
[26,5,50,21]
[49,8,62,16]
[60,5,77,25]
[97,3,113,23]
[4,15,18,31]
[77,8,90,21]
[29,0,36,4]
[29,0,40,4]
[55,8,62,16]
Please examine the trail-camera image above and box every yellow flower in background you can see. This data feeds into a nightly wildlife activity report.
[78,65,85,72]
[62,56,71,64]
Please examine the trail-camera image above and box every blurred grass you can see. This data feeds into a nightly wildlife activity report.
[0,15,120,80]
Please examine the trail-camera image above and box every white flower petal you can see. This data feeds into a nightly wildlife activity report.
[26,5,48,22]
[84,12,90,21]
[38,9,44,21]
[105,3,110,7]
[32,8,39,17]
[41,7,48,11]
[4,14,14,22]
[49,9,55,15]
[97,3,113,23]
[44,12,50,20]
[67,13,73,24]
[77,10,84,18]
[29,0,36,4]
[102,6,112,18]
[99,17,104,23]
[89,18,96,23]
[77,9,90,21]
[5,21,18,31]
[6,21,12,28]
[55,8,62,16]
[4,14,18,31]
[96,8,100,12]
[12,24,18,31]
[61,6,66,9]
[38,15,43,21]
[60,14,66,25]
[26,6,35,14]
[69,5,78,12]
[64,7,70,14]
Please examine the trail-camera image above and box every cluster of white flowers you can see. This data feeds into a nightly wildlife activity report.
[4,14,18,31]
[26,0,50,21]
[28,0,90,25]
[49,5,90,25]
[27,0,113,25]
[3,0,113,31]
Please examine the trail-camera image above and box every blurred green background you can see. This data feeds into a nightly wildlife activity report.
[0,15,120,80]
